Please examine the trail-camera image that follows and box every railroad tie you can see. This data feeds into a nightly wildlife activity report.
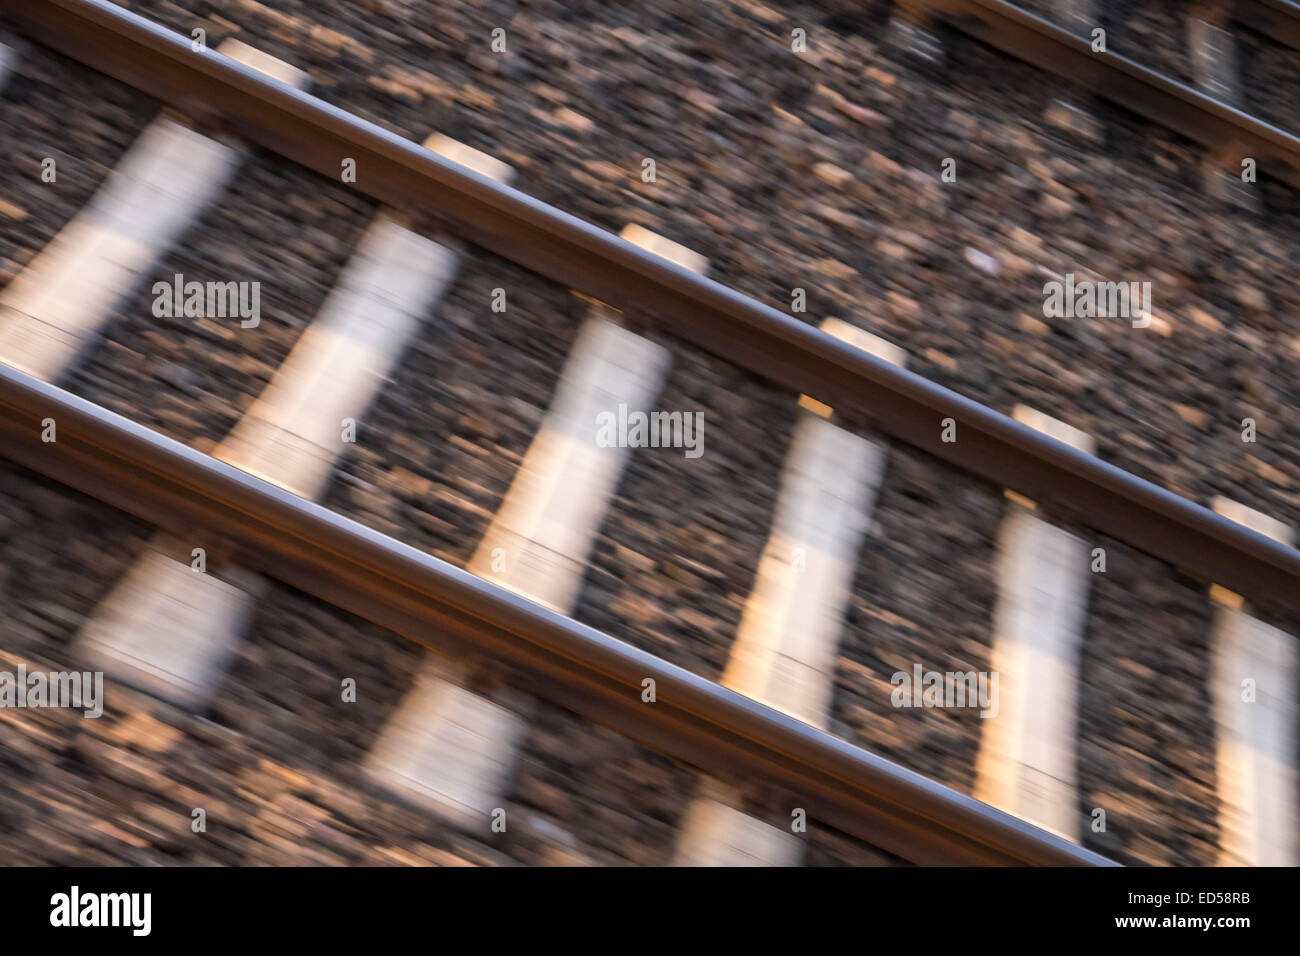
[974,406,1095,842]
[0,40,308,381]
[366,226,705,831]
[1188,2,1241,105]
[886,5,944,63]
[1040,1,1105,145]
[73,134,512,710]
[1049,0,1097,40]
[674,319,902,867]
[0,37,16,90]
[1208,497,1298,867]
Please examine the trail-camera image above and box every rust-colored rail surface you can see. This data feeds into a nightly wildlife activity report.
[0,365,1112,865]
[3,0,1299,624]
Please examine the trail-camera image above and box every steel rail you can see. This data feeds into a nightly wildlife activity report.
[1235,0,1300,51]
[0,365,1111,866]
[897,0,1300,186]
[4,0,1300,622]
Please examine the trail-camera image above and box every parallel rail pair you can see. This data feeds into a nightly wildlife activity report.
[4,0,1297,864]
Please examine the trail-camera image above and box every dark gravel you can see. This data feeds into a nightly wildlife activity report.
[0,42,158,284]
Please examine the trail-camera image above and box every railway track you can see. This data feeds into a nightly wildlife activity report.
[898,0,1300,188]
[0,0,1295,866]
[7,0,1300,613]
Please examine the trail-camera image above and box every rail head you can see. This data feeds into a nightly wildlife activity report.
[0,363,1111,866]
